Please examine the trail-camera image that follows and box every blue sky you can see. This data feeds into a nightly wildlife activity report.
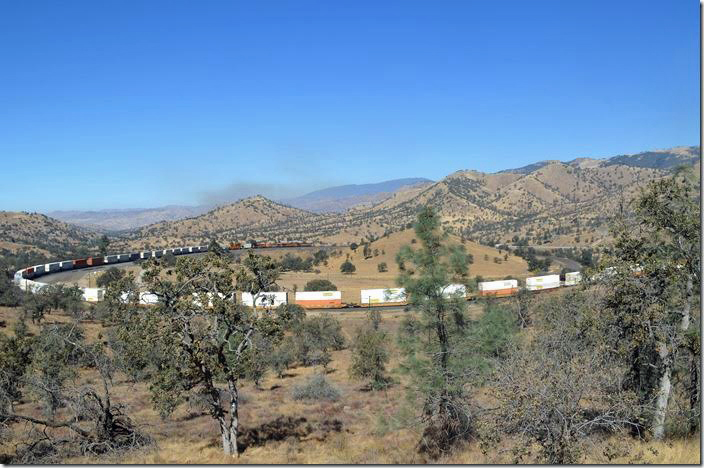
[0,0,698,212]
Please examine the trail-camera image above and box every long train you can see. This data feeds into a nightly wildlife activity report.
[13,244,584,308]
[228,241,312,250]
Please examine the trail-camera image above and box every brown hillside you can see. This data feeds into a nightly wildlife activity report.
[0,211,99,257]
[115,196,320,250]
[275,228,531,305]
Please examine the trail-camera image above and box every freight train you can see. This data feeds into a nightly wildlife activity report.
[13,243,584,308]
[228,240,312,250]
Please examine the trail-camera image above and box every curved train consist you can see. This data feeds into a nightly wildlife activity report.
[13,243,584,309]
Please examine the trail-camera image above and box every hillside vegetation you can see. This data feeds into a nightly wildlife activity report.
[0,212,99,258]
[107,147,698,251]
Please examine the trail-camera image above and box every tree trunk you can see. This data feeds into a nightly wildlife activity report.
[689,352,700,434]
[652,341,671,440]
[227,379,240,456]
[205,378,235,456]
[220,416,235,456]
[681,276,692,331]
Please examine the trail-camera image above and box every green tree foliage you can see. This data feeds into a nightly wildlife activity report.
[274,303,306,327]
[395,206,475,459]
[597,171,700,439]
[489,292,638,464]
[96,267,126,288]
[312,249,329,266]
[349,311,391,390]
[340,260,356,274]
[303,279,337,291]
[0,319,149,462]
[97,234,110,256]
[161,251,177,267]
[289,316,345,368]
[0,274,23,307]
[279,253,313,272]
[0,321,34,411]
[269,342,295,378]
[207,238,225,255]
[111,253,290,456]
[22,285,84,323]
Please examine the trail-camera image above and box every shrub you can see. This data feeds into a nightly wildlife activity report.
[340,261,356,274]
[270,341,295,378]
[0,275,23,307]
[96,267,126,288]
[280,253,313,272]
[304,279,337,291]
[292,374,341,402]
[275,304,306,327]
[377,262,388,273]
[290,316,346,367]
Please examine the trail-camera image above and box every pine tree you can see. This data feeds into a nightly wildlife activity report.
[395,206,475,459]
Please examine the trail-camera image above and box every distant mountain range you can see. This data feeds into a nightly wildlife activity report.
[48,205,212,232]
[40,146,699,247]
[48,178,435,231]
[279,178,433,213]
[102,145,699,252]
[500,146,699,174]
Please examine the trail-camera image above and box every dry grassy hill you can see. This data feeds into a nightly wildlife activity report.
[91,146,700,254]
[114,196,321,250]
[108,160,686,253]
[274,229,531,305]
[0,211,99,257]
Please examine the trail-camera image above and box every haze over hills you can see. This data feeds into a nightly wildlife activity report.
[108,145,699,251]
[47,178,434,231]
[279,178,434,213]
[6,145,699,254]
[48,205,212,232]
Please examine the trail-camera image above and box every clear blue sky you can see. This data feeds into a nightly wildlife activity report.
[0,0,698,212]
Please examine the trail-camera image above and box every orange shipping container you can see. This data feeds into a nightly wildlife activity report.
[478,287,518,297]
[295,291,342,309]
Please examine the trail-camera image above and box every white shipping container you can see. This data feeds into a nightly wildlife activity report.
[241,291,287,308]
[191,292,231,307]
[526,275,560,286]
[82,288,105,302]
[478,279,519,291]
[139,292,159,305]
[564,272,582,286]
[295,291,342,301]
[526,274,560,291]
[443,283,467,297]
[360,288,407,305]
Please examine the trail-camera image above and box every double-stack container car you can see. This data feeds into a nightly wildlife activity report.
[241,291,288,309]
[361,288,407,306]
[295,291,343,309]
[564,271,582,286]
[478,279,519,297]
[526,274,560,291]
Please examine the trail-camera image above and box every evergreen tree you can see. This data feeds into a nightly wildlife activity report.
[349,310,391,390]
[395,206,475,459]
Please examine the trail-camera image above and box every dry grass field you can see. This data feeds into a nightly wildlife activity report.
[0,303,698,465]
